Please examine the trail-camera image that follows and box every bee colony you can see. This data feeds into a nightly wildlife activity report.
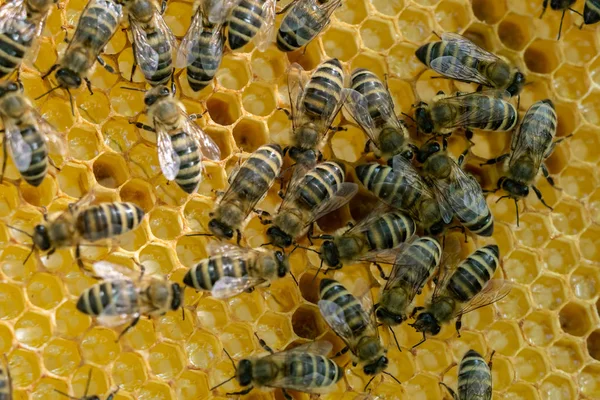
[0,0,598,398]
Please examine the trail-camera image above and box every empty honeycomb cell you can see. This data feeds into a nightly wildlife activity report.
[414,340,452,374]
[397,8,433,43]
[56,163,92,198]
[174,370,209,400]
[112,352,148,391]
[102,118,140,153]
[515,347,548,383]
[43,337,81,376]
[40,95,76,133]
[555,101,581,139]
[570,125,600,164]
[514,213,552,248]
[559,301,594,337]
[388,42,424,80]
[321,26,360,61]
[524,40,561,74]
[549,338,585,373]
[221,322,255,357]
[552,200,587,235]
[10,348,41,387]
[587,329,600,361]
[504,382,540,400]
[227,292,265,322]
[472,0,507,23]
[581,225,600,262]
[118,47,144,84]
[120,179,156,213]
[331,126,366,163]
[80,327,120,365]
[242,82,276,117]
[504,248,540,284]
[255,312,293,350]
[195,297,229,333]
[553,64,591,101]
[571,265,600,300]
[139,244,177,275]
[336,0,368,24]
[186,330,221,369]
[116,224,148,252]
[148,342,185,380]
[123,318,157,351]
[251,49,286,82]
[404,374,442,400]
[498,13,534,51]
[532,274,568,310]
[561,164,597,198]
[486,321,524,356]
[93,153,129,189]
[360,18,398,52]
[207,92,242,126]
[291,304,329,340]
[435,0,471,33]
[54,301,91,338]
[581,90,600,126]
[148,207,183,241]
[14,311,51,348]
[495,285,531,320]
[20,176,57,207]
[543,238,579,274]
[232,117,269,152]
[0,283,25,319]
[110,86,146,117]
[491,355,514,391]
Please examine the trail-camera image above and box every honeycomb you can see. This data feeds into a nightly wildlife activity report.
[0,0,599,398]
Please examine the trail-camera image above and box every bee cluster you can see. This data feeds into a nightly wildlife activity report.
[0,0,594,399]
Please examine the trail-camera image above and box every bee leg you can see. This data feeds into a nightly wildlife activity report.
[439,383,459,400]
[131,122,156,132]
[106,387,121,400]
[41,64,59,80]
[118,316,140,340]
[0,136,6,184]
[97,56,115,74]
[532,185,553,211]
[540,0,549,18]
[454,315,462,337]
[557,9,567,40]
[254,209,271,221]
[227,387,254,396]
[363,139,372,154]
[254,332,275,354]
[161,0,167,14]
[410,306,424,319]
[277,107,292,119]
[479,153,509,167]
[488,349,496,369]
[282,389,293,400]
[75,244,84,269]
[464,129,475,144]
[332,346,349,358]
[329,125,347,132]
[48,158,61,172]
[374,263,388,280]
[276,0,296,15]
[84,78,93,95]
[130,43,138,82]
[236,229,242,245]
[541,164,561,190]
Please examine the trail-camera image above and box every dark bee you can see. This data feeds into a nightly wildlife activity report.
[417,139,494,237]
[0,355,11,400]
[355,155,449,236]
[317,210,416,273]
[223,0,277,51]
[0,0,55,79]
[265,160,358,248]
[415,32,525,97]
[414,90,517,140]
[211,336,342,399]
[480,99,567,226]
[344,68,416,160]
[540,0,582,40]
[176,0,225,91]
[55,369,119,400]
[0,81,64,187]
[76,261,182,339]
[440,349,494,400]
[284,59,346,166]
[183,243,290,299]
[410,244,511,347]
[121,0,177,87]
[132,85,221,194]
[583,0,600,25]
[277,0,342,53]
[207,143,283,242]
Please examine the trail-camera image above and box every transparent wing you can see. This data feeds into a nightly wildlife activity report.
[509,107,553,173]
[130,18,159,73]
[454,280,512,318]
[176,7,224,71]
[430,56,493,87]
[279,161,312,211]
[5,120,32,172]
[156,127,180,180]
[316,84,349,134]
[206,241,260,259]
[181,110,221,161]
[436,91,512,130]
[95,281,140,326]
[211,276,267,299]
[441,32,501,63]
[253,0,276,52]
[207,0,239,24]
[307,182,358,225]
[374,91,408,136]
[280,0,341,35]
[421,173,454,225]
[0,0,26,33]
[287,62,308,132]
[383,155,437,211]
[92,261,141,281]
[176,7,202,68]
[32,103,66,157]
[284,340,333,356]
[343,88,379,144]
[69,0,122,52]
[430,238,463,302]
[318,299,356,348]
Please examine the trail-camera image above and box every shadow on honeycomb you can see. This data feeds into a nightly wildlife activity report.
[0,0,599,398]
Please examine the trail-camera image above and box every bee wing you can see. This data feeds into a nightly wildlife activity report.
[156,126,180,181]
[371,90,408,136]
[253,0,276,52]
[0,0,26,31]
[182,111,221,161]
[318,299,357,349]
[287,62,308,132]
[317,83,349,133]
[211,276,267,299]
[343,88,379,144]
[23,10,51,64]
[436,91,512,130]
[384,155,439,213]
[284,340,333,356]
[441,32,501,63]
[306,182,358,225]
[206,241,261,258]
[509,108,552,174]
[279,161,311,211]
[95,282,140,327]
[32,108,66,157]
[130,18,160,74]
[4,120,33,172]
[454,279,513,318]
[429,56,493,87]
[92,261,142,281]
[279,0,341,35]
[207,0,239,24]
[176,7,202,68]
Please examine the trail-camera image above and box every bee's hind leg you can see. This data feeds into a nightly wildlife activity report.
[455,314,463,337]
[532,185,553,211]
[117,316,140,340]
[440,383,459,400]
[0,136,6,184]
[254,332,275,354]
[96,55,115,74]
[541,164,561,190]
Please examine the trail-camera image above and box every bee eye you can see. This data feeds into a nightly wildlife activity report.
[161,88,170,96]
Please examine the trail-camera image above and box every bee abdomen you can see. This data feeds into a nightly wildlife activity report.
[522,99,557,140]
[171,131,202,193]
[76,202,144,242]
[355,163,420,210]
[463,97,517,131]
[320,278,369,335]
[184,256,248,291]
[447,245,499,302]
[229,143,283,199]
[298,161,345,209]
[142,30,173,86]
[187,28,224,91]
[287,353,342,388]
[76,281,136,316]
[0,368,8,397]
[458,349,492,398]
[75,1,121,50]
[20,125,48,186]
[365,211,415,251]
[227,0,265,50]
[351,68,390,123]
[0,30,32,77]
[461,209,494,237]
[303,58,344,117]
[276,2,322,52]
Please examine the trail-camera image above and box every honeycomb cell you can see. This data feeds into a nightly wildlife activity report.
[404,373,442,400]
[495,285,531,320]
[216,55,251,90]
[514,213,552,248]
[572,265,599,303]
[514,347,548,383]
[504,382,540,400]
[40,95,76,132]
[227,291,265,322]
[371,0,404,16]
[549,338,585,373]
[0,283,25,319]
[291,304,329,340]
[360,18,397,52]
[0,322,13,353]
[522,310,560,347]
[435,0,471,32]
[174,370,209,400]
[559,301,594,337]
[120,178,156,212]
[195,297,229,333]
[1,244,38,283]
[43,337,81,376]
[80,327,120,365]
[20,176,57,207]
[551,201,587,236]
[321,26,359,61]
[414,340,452,374]
[543,238,579,275]
[110,85,146,117]
[56,163,92,198]
[541,373,577,400]
[553,64,591,101]
[532,274,568,311]
[0,184,19,217]
[351,52,388,82]
[336,0,368,24]
[524,39,561,74]
[561,28,598,66]
[498,13,534,51]
[388,42,425,80]
[186,330,221,369]
[491,355,514,391]
[112,352,148,391]
[139,244,177,275]
[148,207,183,241]
[30,376,70,400]
[68,126,101,161]
[331,125,366,163]
[570,125,600,164]
[397,8,433,43]
[207,92,242,126]
[581,224,600,262]
[251,49,286,82]
[580,364,600,397]
[163,1,192,36]
[55,300,91,338]
[486,321,523,356]
[93,153,129,189]
[504,248,540,284]
[123,318,156,351]
[472,0,507,23]
[581,90,600,126]
[77,90,111,124]
[221,322,255,357]
[255,312,293,350]
[148,342,185,380]
[102,117,140,154]
[10,348,41,387]
[232,117,269,152]
[242,82,276,117]
[14,311,51,348]
[587,330,600,361]
[116,223,148,252]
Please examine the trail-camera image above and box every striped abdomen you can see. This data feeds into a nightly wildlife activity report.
[277,353,342,389]
[517,99,557,151]
[392,236,442,291]
[71,0,121,55]
[458,349,492,400]
[276,0,332,52]
[447,244,499,302]
[454,96,516,131]
[171,130,202,193]
[227,0,266,50]
[584,0,600,24]
[76,202,144,242]
[76,280,137,316]
[303,58,344,118]
[415,41,483,75]
[351,68,394,126]
[320,278,369,336]
[451,181,493,237]
[187,24,224,91]
[138,25,174,86]
[0,21,35,78]
[363,211,415,251]
[297,161,345,209]
[183,255,248,291]
[19,125,48,186]
[0,363,9,400]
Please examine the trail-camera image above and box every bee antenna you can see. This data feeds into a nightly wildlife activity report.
[84,368,93,397]
[120,86,147,92]
[186,233,214,237]
[401,112,415,123]
[290,244,320,255]
[388,326,401,352]
[181,287,186,321]
[364,375,377,391]
[382,371,402,386]
[210,349,238,391]
[311,259,325,283]
[53,389,79,400]
[6,225,33,238]
[34,84,62,100]
[289,271,298,286]
[260,242,272,247]
[514,198,520,227]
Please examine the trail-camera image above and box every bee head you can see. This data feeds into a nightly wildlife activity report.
[411,312,441,336]
[375,306,404,326]
[237,359,253,386]
[319,240,340,268]
[144,85,171,106]
[55,68,82,89]
[363,355,388,376]
[0,81,20,96]
[266,226,292,248]
[498,177,529,198]
[170,283,182,311]
[416,141,441,163]
[274,251,289,277]
[33,224,51,251]
[208,218,234,239]
[288,146,318,165]
[414,103,434,134]
[507,71,526,96]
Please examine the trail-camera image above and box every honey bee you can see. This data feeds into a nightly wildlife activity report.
[284,60,346,166]
[540,0,582,40]
[417,139,494,237]
[440,349,494,400]
[223,0,277,51]
[76,260,183,339]
[55,369,120,400]
[355,155,449,236]
[415,33,525,97]
[317,210,416,273]
[480,99,567,226]
[8,196,144,267]
[205,143,283,242]
[120,0,177,87]
[211,335,342,398]
[318,279,401,389]
[265,160,358,248]
[276,0,342,53]
[0,0,56,79]
[344,68,416,160]
[176,0,225,91]
[410,244,511,347]
[183,242,290,299]
[0,81,65,187]
[132,85,221,194]
[39,0,123,113]
[583,0,600,26]
[0,355,11,400]
[414,90,517,140]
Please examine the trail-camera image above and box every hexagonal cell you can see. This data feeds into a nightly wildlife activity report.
[491,354,514,391]
[55,300,91,338]
[43,337,81,376]
[255,312,293,350]
[242,82,276,117]
[560,164,597,198]
[541,373,577,400]
[495,285,531,320]
[321,26,359,61]
[580,364,600,397]
[112,352,148,392]
[404,373,443,400]
[122,318,156,351]
[559,301,594,337]
[0,282,25,319]
[371,0,403,16]
[291,304,329,340]
[415,69,454,105]
[554,100,580,139]
[570,125,600,164]
[56,163,92,198]
[0,184,19,217]
[472,0,507,23]
[116,222,148,253]
[571,265,600,300]
[251,48,286,82]
[548,338,585,373]
[232,117,269,153]
[587,330,600,361]
[109,85,146,117]
[543,238,579,275]
[351,53,388,83]
[148,342,185,380]
[581,225,600,262]
[195,297,228,333]
[9,348,41,387]
[414,339,453,374]
[30,375,71,399]
[93,152,129,189]
[561,27,598,66]
[335,0,368,24]
[504,382,540,400]
[40,95,76,132]
[206,92,242,126]
[216,54,250,90]
[77,89,111,124]
[486,321,523,356]
[139,244,177,276]
[581,90,600,126]
[102,117,140,154]
[68,126,100,161]
[227,291,265,322]
[435,0,471,33]
[524,39,561,74]
[553,64,591,101]
[174,370,209,400]
[14,310,51,348]
[20,174,58,207]
[360,18,397,52]
[551,200,587,236]
[388,42,423,80]
[504,248,540,284]
[0,322,13,353]
[330,125,366,163]
[397,8,433,43]
[119,178,156,213]
[498,13,534,51]
[514,213,552,248]
[185,330,221,370]
[221,322,255,357]
[148,206,183,241]
[514,348,548,382]
[80,327,120,365]
[531,274,568,310]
